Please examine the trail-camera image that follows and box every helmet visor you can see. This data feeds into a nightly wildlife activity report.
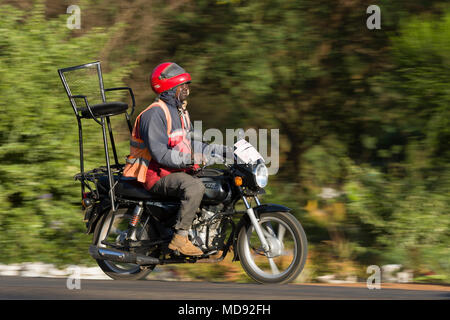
[160,63,186,79]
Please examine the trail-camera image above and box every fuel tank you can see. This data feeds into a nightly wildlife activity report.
[196,169,232,204]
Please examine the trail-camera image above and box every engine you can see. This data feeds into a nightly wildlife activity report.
[188,205,224,252]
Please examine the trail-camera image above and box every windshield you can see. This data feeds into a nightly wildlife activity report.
[234,139,264,164]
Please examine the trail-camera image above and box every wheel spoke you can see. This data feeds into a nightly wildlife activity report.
[109,226,118,234]
[265,222,277,237]
[268,257,280,275]
[277,224,286,243]
[282,249,294,256]
[262,228,273,239]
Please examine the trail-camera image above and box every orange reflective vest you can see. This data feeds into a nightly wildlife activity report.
[123,99,194,186]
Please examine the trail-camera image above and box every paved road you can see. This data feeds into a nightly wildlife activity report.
[0,276,449,300]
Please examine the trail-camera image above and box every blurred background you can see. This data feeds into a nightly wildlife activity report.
[0,0,448,284]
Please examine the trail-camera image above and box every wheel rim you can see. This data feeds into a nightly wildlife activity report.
[242,216,298,280]
[97,209,146,274]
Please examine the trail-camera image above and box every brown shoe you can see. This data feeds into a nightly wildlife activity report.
[168,234,204,256]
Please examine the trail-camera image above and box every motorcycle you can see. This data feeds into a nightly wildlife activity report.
[80,141,307,284]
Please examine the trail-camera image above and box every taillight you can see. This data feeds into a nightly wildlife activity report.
[82,198,93,208]
[82,192,93,208]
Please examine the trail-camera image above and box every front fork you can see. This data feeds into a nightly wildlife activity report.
[242,194,270,253]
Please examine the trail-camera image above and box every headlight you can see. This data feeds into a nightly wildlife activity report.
[253,163,268,188]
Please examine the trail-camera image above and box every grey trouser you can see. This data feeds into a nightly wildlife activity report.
[149,172,205,231]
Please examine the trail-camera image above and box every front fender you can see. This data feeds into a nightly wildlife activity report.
[253,203,291,215]
[232,203,291,261]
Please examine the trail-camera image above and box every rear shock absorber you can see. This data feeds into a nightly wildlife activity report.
[128,202,143,241]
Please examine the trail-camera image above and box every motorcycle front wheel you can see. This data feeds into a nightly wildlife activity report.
[237,211,308,284]
[92,208,156,280]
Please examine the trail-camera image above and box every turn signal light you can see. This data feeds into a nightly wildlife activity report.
[234,176,243,186]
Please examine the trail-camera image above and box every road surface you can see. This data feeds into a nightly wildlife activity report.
[0,276,448,300]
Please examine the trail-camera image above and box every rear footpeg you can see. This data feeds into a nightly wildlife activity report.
[89,245,160,265]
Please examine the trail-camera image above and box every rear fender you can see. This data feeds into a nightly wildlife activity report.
[85,198,111,234]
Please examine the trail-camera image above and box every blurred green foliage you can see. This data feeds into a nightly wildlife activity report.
[0,1,448,282]
[162,0,449,281]
[0,3,133,265]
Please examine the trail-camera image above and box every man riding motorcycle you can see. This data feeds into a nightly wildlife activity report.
[123,62,229,256]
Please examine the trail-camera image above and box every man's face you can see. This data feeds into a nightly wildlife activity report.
[176,83,190,102]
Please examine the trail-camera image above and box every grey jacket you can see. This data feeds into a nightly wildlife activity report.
[139,91,224,169]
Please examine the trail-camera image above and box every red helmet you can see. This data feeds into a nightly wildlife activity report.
[150,62,191,94]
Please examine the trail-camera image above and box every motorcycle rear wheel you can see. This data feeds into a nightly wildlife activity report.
[92,208,156,280]
[237,211,308,284]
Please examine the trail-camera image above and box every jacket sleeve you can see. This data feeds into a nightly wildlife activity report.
[139,107,191,169]
[194,140,234,164]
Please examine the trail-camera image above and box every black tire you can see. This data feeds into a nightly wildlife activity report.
[237,211,308,284]
[92,208,155,281]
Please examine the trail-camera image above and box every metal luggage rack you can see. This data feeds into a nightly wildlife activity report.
[74,164,124,201]
[73,164,124,182]
[58,61,135,211]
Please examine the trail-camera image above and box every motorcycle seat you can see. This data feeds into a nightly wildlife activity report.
[98,175,179,202]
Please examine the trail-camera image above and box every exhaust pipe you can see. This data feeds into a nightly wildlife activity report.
[89,245,160,265]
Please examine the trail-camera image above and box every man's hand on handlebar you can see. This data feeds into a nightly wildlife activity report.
[189,145,235,172]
